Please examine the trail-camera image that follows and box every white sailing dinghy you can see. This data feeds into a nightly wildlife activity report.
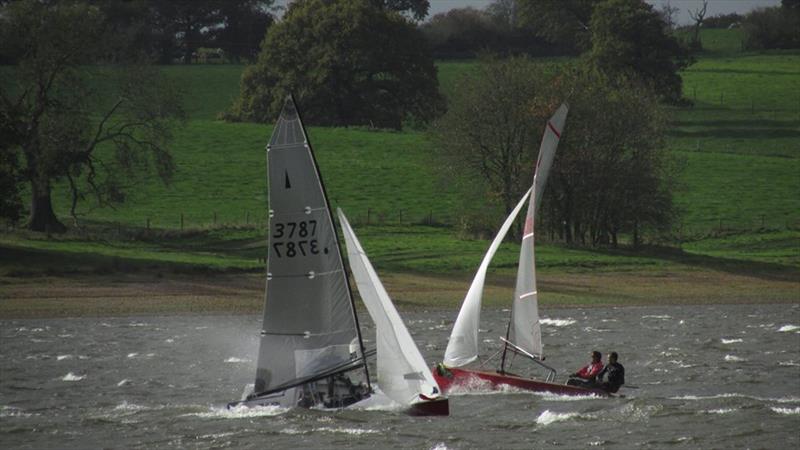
[228,96,373,410]
[338,209,449,415]
[432,104,607,397]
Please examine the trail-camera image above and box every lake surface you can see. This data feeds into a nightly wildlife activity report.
[2,304,799,449]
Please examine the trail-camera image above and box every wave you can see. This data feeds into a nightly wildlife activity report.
[721,338,743,344]
[778,325,799,333]
[62,372,85,381]
[771,407,800,415]
[778,361,800,367]
[225,357,251,363]
[117,379,132,386]
[127,353,138,358]
[188,404,287,419]
[57,354,72,361]
[536,409,581,425]
[1,405,36,418]
[540,318,576,327]
[671,393,800,403]
[642,315,671,320]
[703,408,735,414]
[724,355,744,362]
[114,401,148,412]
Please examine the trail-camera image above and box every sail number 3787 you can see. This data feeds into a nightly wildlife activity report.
[272,220,322,258]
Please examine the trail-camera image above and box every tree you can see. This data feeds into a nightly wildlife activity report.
[516,0,595,53]
[543,66,678,247]
[431,56,558,233]
[0,1,185,232]
[213,1,274,62]
[589,0,691,103]
[688,0,708,50]
[742,4,800,50]
[371,0,429,21]
[226,0,443,129]
[658,0,680,31]
[431,57,678,247]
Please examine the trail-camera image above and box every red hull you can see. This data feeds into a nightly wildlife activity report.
[432,366,609,397]
[407,397,449,416]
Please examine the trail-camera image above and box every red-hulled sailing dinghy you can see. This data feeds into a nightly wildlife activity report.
[433,104,607,398]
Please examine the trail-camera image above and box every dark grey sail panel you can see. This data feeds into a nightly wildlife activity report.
[254,97,362,395]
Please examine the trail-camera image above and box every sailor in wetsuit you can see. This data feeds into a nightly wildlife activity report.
[567,350,604,388]
[596,351,625,393]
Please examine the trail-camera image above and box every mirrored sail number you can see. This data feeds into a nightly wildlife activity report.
[272,220,323,258]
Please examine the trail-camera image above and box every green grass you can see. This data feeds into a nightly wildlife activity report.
[4,31,800,279]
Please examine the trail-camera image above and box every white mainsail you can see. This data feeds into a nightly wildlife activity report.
[508,103,568,358]
[338,209,441,406]
[443,103,569,367]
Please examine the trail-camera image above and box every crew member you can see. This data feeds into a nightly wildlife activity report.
[567,350,603,388]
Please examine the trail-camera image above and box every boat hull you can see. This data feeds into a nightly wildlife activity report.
[432,366,609,397]
[407,397,449,416]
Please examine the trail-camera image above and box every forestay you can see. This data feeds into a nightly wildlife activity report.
[253,96,367,396]
[338,209,441,405]
[508,103,569,359]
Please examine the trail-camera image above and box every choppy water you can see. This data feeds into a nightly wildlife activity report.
[2,304,799,449]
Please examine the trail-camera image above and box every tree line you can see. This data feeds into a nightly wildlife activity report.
[4,0,783,250]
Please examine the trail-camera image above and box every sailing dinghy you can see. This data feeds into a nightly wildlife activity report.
[228,95,448,414]
[228,96,373,410]
[432,104,608,397]
[338,209,449,416]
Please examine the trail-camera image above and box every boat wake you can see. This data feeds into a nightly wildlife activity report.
[188,404,288,419]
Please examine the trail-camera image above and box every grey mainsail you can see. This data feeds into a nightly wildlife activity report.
[252,96,369,402]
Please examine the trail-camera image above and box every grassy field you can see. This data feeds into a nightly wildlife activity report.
[2,29,798,316]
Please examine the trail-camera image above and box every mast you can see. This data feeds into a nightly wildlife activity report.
[290,96,372,390]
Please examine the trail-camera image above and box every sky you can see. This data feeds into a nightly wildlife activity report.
[427,0,781,25]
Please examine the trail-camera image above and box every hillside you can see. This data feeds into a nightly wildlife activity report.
[2,29,798,316]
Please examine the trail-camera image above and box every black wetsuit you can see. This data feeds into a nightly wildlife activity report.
[597,362,625,393]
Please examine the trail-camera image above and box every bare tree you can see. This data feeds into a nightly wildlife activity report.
[659,0,680,30]
[689,0,708,49]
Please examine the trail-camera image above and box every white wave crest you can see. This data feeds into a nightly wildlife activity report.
[1,406,35,418]
[62,372,85,381]
[430,443,450,450]
[771,407,800,415]
[225,357,251,363]
[778,325,799,332]
[721,338,743,344]
[189,404,287,419]
[114,401,148,411]
[642,315,671,320]
[57,354,72,361]
[127,353,138,358]
[779,361,800,367]
[117,379,132,386]
[540,318,576,327]
[536,409,580,425]
[671,394,800,403]
[704,408,735,414]
[313,427,379,435]
[724,354,744,362]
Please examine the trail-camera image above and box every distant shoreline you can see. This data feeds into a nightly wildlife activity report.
[2,268,797,319]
